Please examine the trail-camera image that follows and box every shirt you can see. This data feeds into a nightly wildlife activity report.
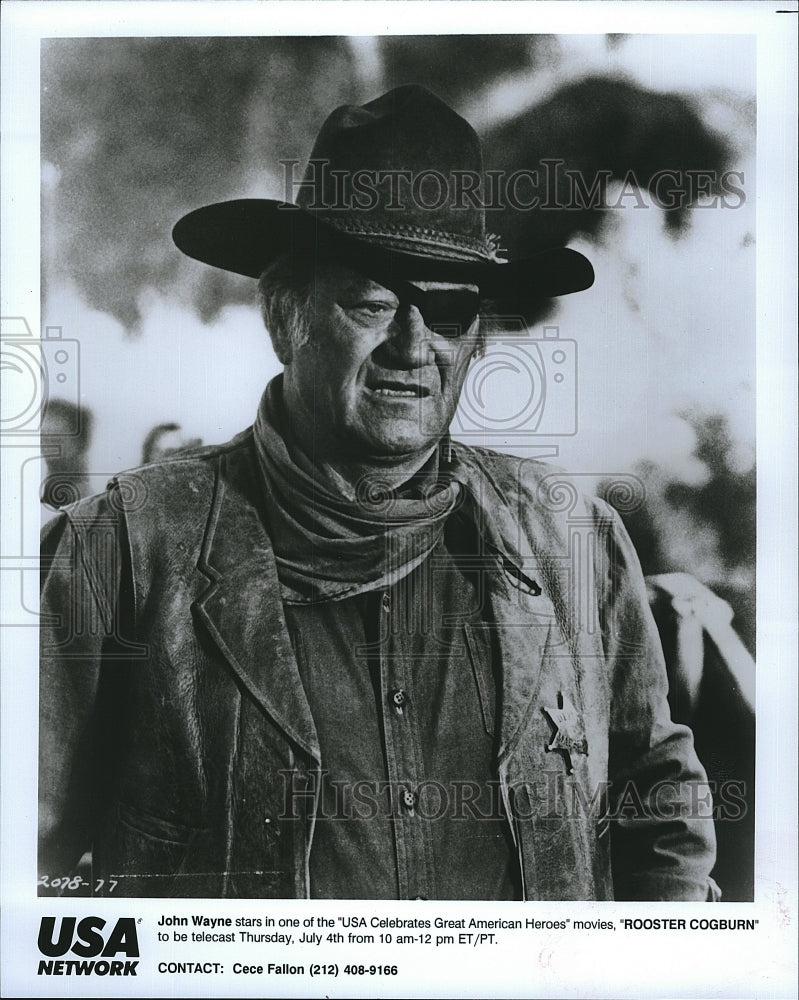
[284,514,521,900]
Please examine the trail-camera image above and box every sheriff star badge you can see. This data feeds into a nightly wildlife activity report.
[543,693,589,774]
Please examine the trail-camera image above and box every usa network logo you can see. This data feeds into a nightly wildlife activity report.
[37,916,139,976]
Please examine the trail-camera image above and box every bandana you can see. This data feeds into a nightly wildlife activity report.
[252,376,540,605]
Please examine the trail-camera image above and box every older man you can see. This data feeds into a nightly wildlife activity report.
[39,86,717,900]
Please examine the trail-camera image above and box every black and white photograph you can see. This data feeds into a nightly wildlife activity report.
[1,2,796,998]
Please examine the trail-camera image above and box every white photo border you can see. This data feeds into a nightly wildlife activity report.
[1,3,796,998]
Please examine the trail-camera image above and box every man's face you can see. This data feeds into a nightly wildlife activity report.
[282,264,481,462]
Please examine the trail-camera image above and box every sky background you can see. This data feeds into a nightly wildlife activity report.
[39,33,755,490]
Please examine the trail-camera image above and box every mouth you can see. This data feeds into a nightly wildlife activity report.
[366,378,431,399]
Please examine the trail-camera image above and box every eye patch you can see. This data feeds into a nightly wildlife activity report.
[384,280,480,337]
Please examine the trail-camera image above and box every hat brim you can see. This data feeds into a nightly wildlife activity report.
[172,199,594,300]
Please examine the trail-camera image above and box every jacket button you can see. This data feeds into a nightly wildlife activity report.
[402,789,416,811]
[391,689,407,712]
[381,592,391,612]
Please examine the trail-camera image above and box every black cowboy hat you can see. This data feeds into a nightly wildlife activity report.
[173,84,594,300]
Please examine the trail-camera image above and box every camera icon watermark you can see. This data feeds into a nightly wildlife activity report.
[0,317,81,437]
[454,324,577,441]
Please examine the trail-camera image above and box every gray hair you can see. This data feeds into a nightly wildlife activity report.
[257,255,314,364]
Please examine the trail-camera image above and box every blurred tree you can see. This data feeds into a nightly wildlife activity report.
[42,36,361,329]
[665,412,756,576]
[486,74,733,250]
[380,34,554,106]
[601,411,755,655]
[42,37,741,334]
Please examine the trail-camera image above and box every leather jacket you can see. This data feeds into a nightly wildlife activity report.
[39,429,717,899]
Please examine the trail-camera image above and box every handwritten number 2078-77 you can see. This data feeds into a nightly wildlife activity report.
[38,874,118,893]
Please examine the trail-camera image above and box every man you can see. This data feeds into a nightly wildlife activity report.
[39,85,718,900]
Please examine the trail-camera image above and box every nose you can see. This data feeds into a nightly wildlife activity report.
[379,303,434,369]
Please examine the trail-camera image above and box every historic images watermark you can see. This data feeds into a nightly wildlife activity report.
[281,160,747,214]
[278,771,748,823]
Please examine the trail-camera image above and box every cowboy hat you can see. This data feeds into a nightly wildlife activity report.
[172,85,594,300]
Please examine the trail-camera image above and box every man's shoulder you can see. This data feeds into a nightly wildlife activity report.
[115,428,255,490]
[452,440,611,518]
[58,428,257,527]
[453,440,557,487]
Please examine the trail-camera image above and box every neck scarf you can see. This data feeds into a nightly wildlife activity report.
[253,377,462,603]
[252,376,540,605]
